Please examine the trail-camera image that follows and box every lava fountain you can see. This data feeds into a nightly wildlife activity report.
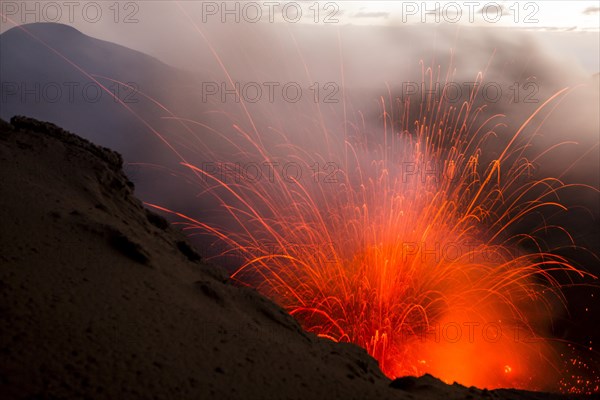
[1,12,596,394]
[147,60,596,392]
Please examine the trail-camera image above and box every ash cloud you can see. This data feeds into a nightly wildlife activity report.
[131,21,599,348]
[3,21,597,253]
[583,6,600,15]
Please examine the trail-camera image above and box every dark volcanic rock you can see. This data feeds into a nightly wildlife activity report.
[0,117,592,400]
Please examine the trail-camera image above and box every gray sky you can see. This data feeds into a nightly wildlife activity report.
[1,1,599,73]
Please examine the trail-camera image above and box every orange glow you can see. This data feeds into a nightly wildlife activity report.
[147,65,596,392]
[4,16,596,395]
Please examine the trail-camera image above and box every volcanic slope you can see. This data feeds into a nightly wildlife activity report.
[0,116,586,399]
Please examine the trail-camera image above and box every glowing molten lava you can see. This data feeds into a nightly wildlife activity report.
[149,67,593,392]
[5,15,596,394]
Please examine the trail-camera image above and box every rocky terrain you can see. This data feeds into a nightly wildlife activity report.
[0,116,590,399]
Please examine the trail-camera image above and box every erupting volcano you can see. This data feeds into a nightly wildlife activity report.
[149,62,596,393]
[2,7,598,398]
